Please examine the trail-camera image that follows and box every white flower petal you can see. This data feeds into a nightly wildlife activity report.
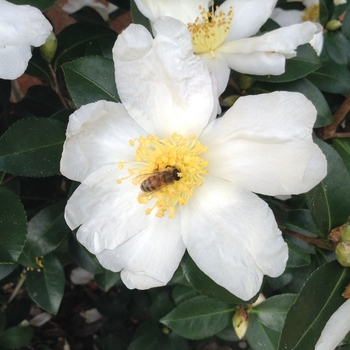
[181,176,288,301]
[217,22,320,63]
[199,91,327,195]
[310,31,324,56]
[65,164,153,255]
[200,52,230,97]
[96,216,185,289]
[80,308,103,323]
[304,0,319,6]
[221,0,278,41]
[270,8,304,26]
[113,17,214,137]
[315,299,350,350]
[60,100,145,183]
[133,0,209,23]
[0,0,52,80]
[62,0,117,21]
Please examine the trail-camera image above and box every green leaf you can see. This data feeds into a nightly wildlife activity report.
[62,56,120,108]
[20,201,69,268]
[160,295,234,340]
[0,117,66,177]
[0,326,34,348]
[286,239,311,268]
[181,253,258,304]
[26,48,52,82]
[0,264,18,281]
[286,209,321,237]
[7,0,56,11]
[55,23,117,67]
[0,187,27,263]
[319,0,330,25]
[306,137,350,235]
[172,285,199,306]
[94,334,127,350]
[68,233,104,274]
[26,254,65,315]
[342,6,350,40]
[246,316,281,350]
[333,138,350,174]
[130,0,152,33]
[307,63,350,94]
[94,269,120,292]
[324,31,350,66]
[249,78,332,128]
[252,294,297,332]
[278,260,350,350]
[249,44,321,83]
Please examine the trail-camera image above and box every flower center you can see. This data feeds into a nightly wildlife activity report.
[302,4,319,22]
[117,133,209,219]
[187,4,234,57]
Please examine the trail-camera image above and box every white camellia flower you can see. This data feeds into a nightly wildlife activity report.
[0,0,52,80]
[62,0,118,21]
[60,17,327,301]
[133,0,320,96]
[315,298,350,350]
[271,0,324,55]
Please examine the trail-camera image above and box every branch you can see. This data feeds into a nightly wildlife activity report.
[285,229,335,251]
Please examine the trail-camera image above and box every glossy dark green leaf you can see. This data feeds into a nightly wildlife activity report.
[0,187,27,263]
[68,6,108,25]
[306,137,350,235]
[150,292,175,322]
[0,326,34,348]
[324,31,350,66]
[160,295,233,340]
[26,254,65,314]
[250,78,332,127]
[26,48,52,82]
[278,261,350,350]
[20,201,69,268]
[0,264,18,281]
[7,0,56,11]
[250,44,321,83]
[342,6,350,40]
[246,315,281,350]
[0,117,66,177]
[68,233,104,274]
[94,269,120,292]
[55,23,117,67]
[252,294,296,332]
[62,56,120,108]
[94,334,127,350]
[171,285,198,306]
[286,239,311,268]
[307,63,350,94]
[319,0,330,25]
[130,0,152,33]
[286,209,321,237]
[333,138,350,174]
[181,253,258,304]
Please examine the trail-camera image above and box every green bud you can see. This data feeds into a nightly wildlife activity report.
[40,31,57,63]
[326,19,342,31]
[232,308,249,339]
[222,95,240,107]
[238,74,252,90]
[336,242,350,267]
[341,223,350,243]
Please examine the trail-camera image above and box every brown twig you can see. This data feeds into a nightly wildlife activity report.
[319,95,350,140]
[48,64,70,109]
[285,229,335,251]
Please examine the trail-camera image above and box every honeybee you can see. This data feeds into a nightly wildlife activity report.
[139,166,181,195]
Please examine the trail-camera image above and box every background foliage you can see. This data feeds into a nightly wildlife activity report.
[1,0,350,349]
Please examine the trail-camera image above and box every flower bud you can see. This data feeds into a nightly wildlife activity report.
[342,283,350,299]
[40,31,57,63]
[326,19,342,31]
[222,95,240,107]
[336,242,350,267]
[341,223,350,243]
[238,74,252,90]
[232,308,249,339]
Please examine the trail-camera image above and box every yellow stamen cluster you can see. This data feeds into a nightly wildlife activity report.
[187,4,234,57]
[302,4,319,22]
[117,133,209,219]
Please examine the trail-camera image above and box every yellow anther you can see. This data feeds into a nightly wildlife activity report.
[118,161,124,169]
[302,4,319,22]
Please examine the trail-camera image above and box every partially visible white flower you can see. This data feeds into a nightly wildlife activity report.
[134,0,319,96]
[0,0,52,80]
[315,298,350,350]
[80,308,103,323]
[63,0,118,21]
[70,267,94,284]
[334,0,347,5]
[61,18,327,301]
[271,0,324,55]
